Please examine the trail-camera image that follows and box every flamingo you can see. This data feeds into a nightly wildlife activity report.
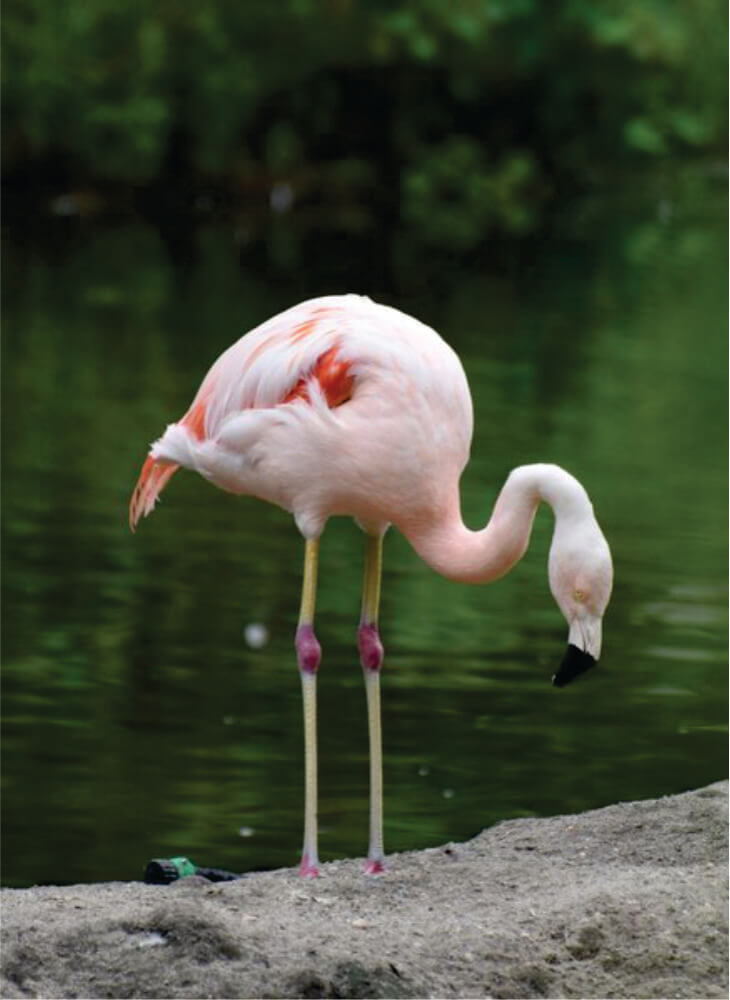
[129,294,613,878]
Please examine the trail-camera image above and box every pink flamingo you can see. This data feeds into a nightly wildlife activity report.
[130,294,613,878]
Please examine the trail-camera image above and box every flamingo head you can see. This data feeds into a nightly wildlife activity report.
[547,517,613,687]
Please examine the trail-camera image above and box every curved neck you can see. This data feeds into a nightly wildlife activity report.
[400,463,593,584]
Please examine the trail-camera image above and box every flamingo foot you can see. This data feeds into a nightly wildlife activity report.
[299,854,320,878]
[363,857,386,876]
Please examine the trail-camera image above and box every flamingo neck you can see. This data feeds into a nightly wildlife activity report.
[401,463,592,584]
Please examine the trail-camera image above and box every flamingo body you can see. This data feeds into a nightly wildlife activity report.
[131,295,472,541]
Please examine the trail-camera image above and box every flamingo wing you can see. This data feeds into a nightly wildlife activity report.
[129,297,367,530]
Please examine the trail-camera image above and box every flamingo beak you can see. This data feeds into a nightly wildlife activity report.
[552,644,596,687]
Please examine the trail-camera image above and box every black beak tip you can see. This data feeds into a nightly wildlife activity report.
[552,644,597,688]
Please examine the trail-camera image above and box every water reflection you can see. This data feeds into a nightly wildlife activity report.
[2,184,727,886]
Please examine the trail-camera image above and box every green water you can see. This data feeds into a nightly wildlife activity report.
[2,180,727,887]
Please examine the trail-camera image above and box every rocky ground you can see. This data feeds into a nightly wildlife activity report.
[1,781,727,999]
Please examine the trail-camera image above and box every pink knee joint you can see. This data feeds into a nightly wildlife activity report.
[358,623,384,672]
[296,624,321,674]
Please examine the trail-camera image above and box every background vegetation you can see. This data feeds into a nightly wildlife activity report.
[3,0,727,247]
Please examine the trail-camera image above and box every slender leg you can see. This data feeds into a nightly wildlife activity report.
[358,532,386,874]
[295,538,321,877]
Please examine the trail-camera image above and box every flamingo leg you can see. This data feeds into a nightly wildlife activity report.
[358,532,386,874]
[295,538,322,877]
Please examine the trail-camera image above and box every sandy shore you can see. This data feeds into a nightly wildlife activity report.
[1,781,727,999]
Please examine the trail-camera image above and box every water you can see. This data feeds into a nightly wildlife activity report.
[2,178,727,887]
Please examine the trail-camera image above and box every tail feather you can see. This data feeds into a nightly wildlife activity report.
[129,455,179,531]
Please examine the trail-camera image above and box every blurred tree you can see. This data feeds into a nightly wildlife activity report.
[2,0,727,236]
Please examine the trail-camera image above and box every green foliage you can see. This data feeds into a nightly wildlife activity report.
[2,0,727,236]
[3,2,171,178]
[403,138,538,249]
